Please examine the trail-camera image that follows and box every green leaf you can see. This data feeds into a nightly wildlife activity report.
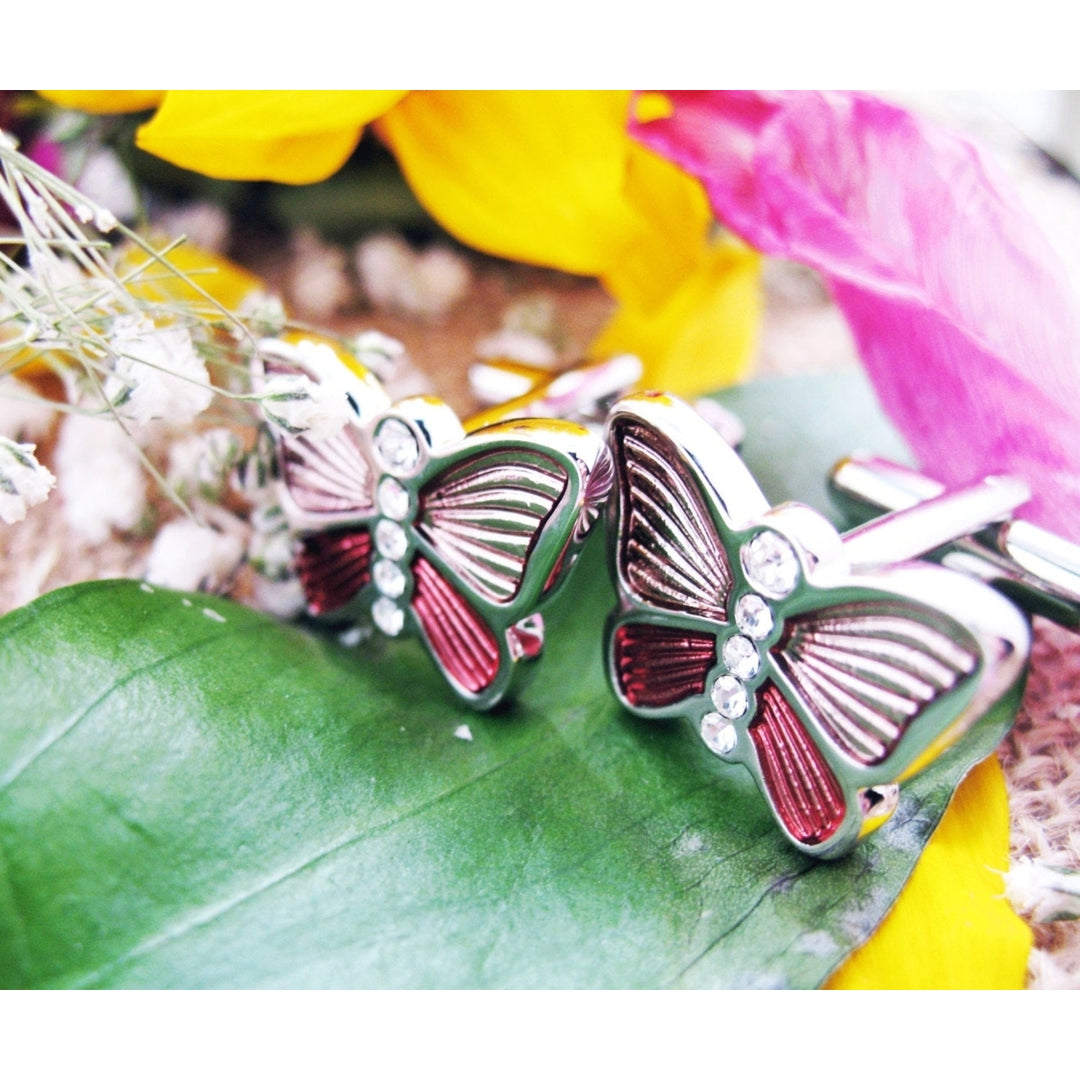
[0,372,1024,988]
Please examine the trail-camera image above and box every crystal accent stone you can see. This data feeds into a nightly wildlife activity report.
[375,518,408,560]
[372,596,405,637]
[722,633,760,680]
[701,711,738,756]
[741,531,800,598]
[710,674,748,720]
[735,593,773,640]
[377,475,410,520]
[373,417,421,474]
[373,558,407,599]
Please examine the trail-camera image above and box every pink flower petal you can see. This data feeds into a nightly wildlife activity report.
[631,91,1080,538]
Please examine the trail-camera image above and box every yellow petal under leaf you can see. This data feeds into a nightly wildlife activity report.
[38,90,165,114]
[380,90,642,277]
[592,235,761,396]
[135,91,407,184]
[827,757,1031,989]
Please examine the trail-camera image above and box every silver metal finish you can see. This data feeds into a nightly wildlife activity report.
[831,454,1080,627]
[839,475,1030,568]
[467,353,745,447]
[261,345,611,709]
[467,354,644,431]
[604,393,1030,859]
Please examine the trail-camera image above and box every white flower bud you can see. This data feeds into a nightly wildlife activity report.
[144,515,247,593]
[105,315,214,427]
[1004,857,1080,923]
[0,437,56,524]
[55,413,146,542]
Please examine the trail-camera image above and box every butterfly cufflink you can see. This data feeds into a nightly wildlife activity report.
[260,342,611,710]
[603,392,1031,859]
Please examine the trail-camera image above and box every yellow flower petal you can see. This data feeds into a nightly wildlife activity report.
[120,242,264,313]
[827,757,1031,989]
[380,90,642,276]
[599,140,714,314]
[135,91,407,184]
[381,91,761,393]
[633,92,676,125]
[591,235,761,395]
[38,90,165,113]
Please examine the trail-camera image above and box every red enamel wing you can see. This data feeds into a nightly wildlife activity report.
[604,393,1030,858]
[262,344,611,710]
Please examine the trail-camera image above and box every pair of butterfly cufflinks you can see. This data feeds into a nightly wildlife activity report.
[262,347,1032,859]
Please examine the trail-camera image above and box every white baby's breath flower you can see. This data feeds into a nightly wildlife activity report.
[73,147,137,228]
[105,315,214,427]
[355,233,471,320]
[154,201,231,253]
[236,290,287,339]
[290,338,353,386]
[475,328,558,368]
[355,233,412,311]
[1004,857,1080,922]
[55,412,146,542]
[248,502,295,581]
[258,372,353,443]
[288,228,353,319]
[0,379,56,442]
[350,328,432,399]
[144,515,247,593]
[0,437,56,524]
[252,575,307,619]
[167,428,243,500]
[412,245,471,316]
[353,330,406,380]
[231,428,277,500]
[27,251,85,295]
[255,338,357,442]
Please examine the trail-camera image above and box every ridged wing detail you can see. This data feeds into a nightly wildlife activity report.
[295,527,372,615]
[416,447,568,604]
[751,683,847,847]
[772,600,980,766]
[411,556,500,695]
[612,417,731,621]
[280,429,375,516]
[613,622,717,709]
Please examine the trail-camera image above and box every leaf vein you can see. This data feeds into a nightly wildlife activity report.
[0,622,271,793]
[63,739,549,988]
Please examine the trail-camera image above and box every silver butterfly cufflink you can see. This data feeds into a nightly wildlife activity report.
[603,392,1031,859]
[259,341,611,710]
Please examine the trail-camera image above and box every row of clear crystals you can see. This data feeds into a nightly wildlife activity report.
[370,418,421,637]
[700,530,799,757]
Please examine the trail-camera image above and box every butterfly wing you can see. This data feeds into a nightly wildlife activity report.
[611,619,719,711]
[294,527,374,617]
[416,443,570,605]
[771,596,981,768]
[406,416,606,707]
[410,554,501,697]
[605,395,765,715]
[260,345,386,617]
[278,428,376,522]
